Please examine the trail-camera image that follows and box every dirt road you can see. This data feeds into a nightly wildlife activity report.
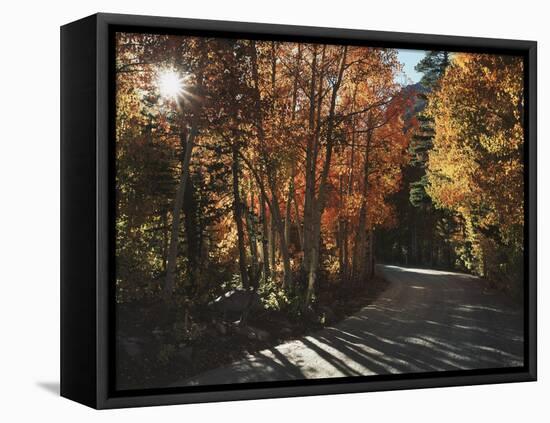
[177,265,524,387]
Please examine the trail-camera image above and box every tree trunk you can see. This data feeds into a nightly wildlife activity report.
[259,193,271,281]
[368,229,375,279]
[305,217,321,306]
[163,43,206,299]
[305,46,348,307]
[352,203,368,286]
[338,174,346,279]
[268,214,276,271]
[342,222,349,280]
[286,45,301,252]
[293,192,303,250]
[183,176,198,289]
[351,117,373,287]
[231,143,249,290]
[271,197,293,289]
[244,189,259,289]
[284,170,295,246]
[303,45,327,300]
[343,88,357,282]
[301,45,319,278]
[164,126,198,297]
[250,40,293,290]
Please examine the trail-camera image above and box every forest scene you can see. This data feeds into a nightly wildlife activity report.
[114,32,525,390]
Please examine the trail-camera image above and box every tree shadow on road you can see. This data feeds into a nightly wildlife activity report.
[178,266,524,387]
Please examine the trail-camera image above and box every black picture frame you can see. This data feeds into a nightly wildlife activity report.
[61,12,537,409]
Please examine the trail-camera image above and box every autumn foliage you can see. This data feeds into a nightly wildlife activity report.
[115,32,524,313]
[426,53,524,286]
[114,33,415,309]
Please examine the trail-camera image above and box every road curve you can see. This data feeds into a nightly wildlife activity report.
[176,265,524,387]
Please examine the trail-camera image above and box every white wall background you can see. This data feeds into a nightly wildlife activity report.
[0,0,545,420]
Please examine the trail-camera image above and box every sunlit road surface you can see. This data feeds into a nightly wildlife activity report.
[176,265,524,387]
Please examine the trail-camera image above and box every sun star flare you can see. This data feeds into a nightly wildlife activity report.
[157,69,186,100]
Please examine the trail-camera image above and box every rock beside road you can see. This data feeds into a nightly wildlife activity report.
[208,289,263,319]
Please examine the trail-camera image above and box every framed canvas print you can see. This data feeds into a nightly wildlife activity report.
[60,13,537,409]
